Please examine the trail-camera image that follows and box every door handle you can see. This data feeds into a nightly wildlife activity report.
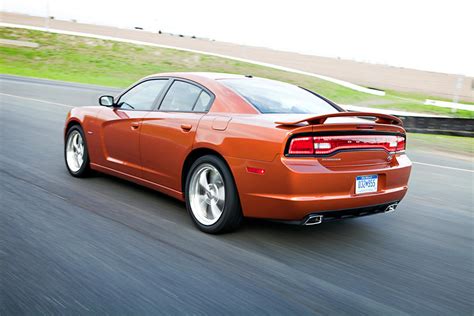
[131,121,141,129]
[180,124,192,132]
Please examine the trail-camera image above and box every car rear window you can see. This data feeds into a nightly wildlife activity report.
[220,78,339,114]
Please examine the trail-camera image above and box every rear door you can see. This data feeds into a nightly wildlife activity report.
[140,79,214,191]
[97,79,169,177]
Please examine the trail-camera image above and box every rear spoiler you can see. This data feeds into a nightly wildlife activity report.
[275,112,403,126]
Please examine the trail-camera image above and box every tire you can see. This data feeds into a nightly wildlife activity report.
[64,125,92,177]
[185,155,243,234]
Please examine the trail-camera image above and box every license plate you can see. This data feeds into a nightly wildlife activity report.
[355,175,378,194]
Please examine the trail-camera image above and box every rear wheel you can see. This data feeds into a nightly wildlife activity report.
[185,155,242,234]
[65,125,91,177]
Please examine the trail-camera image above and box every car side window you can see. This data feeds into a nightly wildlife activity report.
[117,79,168,111]
[160,81,202,112]
[193,91,212,112]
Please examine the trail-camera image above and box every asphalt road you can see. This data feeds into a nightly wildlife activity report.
[1,75,473,315]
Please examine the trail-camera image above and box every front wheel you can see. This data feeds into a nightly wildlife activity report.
[64,125,91,177]
[185,155,242,234]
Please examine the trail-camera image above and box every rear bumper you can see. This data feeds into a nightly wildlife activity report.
[227,153,411,221]
[284,201,400,225]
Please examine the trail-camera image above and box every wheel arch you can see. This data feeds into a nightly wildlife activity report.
[181,147,234,197]
[64,119,82,138]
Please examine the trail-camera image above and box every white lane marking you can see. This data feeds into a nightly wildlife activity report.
[412,161,473,173]
[2,92,473,173]
[0,92,73,108]
[0,22,385,96]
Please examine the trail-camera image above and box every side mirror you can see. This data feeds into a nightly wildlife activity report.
[99,95,115,107]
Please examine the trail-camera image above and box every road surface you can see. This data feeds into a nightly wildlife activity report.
[1,75,472,314]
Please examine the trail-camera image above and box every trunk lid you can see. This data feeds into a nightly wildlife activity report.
[277,112,406,168]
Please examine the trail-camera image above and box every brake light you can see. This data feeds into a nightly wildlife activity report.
[288,137,314,154]
[396,136,406,152]
[288,135,406,156]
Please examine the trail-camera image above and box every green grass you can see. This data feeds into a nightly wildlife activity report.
[1,27,472,118]
[373,101,474,118]
[407,133,473,157]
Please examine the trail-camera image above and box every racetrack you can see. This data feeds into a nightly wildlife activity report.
[1,75,472,314]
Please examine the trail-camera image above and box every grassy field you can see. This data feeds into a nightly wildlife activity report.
[1,27,473,118]
[407,133,473,158]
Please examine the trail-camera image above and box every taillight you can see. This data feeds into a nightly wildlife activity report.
[288,137,314,154]
[396,136,406,152]
[287,134,406,156]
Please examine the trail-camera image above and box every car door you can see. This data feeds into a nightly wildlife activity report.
[97,79,169,177]
[140,79,214,192]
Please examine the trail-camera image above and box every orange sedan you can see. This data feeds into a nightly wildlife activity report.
[64,72,412,233]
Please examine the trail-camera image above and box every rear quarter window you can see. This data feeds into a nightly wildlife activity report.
[193,91,212,112]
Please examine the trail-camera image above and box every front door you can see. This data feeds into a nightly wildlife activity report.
[97,79,169,177]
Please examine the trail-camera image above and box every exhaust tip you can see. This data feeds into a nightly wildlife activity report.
[303,214,323,226]
[384,203,398,213]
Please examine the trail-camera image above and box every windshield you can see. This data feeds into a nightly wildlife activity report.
[220,78,339,114]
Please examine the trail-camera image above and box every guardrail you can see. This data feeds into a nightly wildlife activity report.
[397,116,474,137]
[345,105,473,137]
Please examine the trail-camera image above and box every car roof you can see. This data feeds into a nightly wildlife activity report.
[147,72,248,81]
[142,72,260,114]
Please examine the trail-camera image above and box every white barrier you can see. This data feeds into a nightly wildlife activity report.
[424,99,474,111]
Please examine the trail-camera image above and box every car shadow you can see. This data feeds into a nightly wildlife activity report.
[87,172,376,242]
[240,216,372,236]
